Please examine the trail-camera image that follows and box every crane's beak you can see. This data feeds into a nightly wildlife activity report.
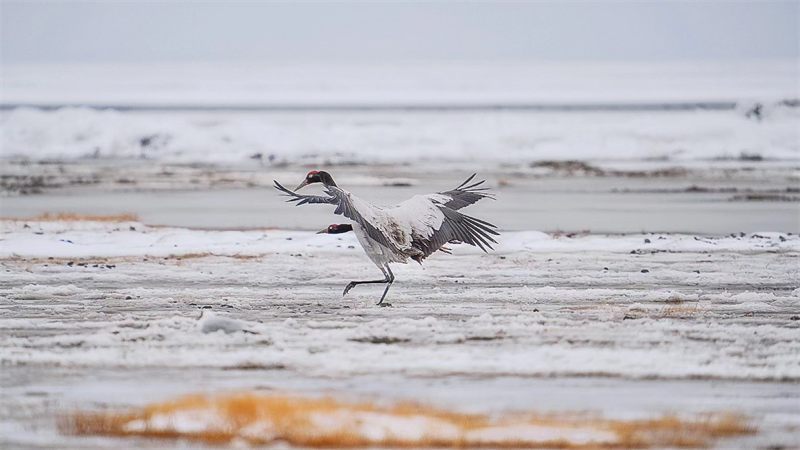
[316,228,329,234]
[294,179,310,191]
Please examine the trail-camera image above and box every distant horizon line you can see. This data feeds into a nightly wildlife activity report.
[0,102,745,112]
[3,58,797,66]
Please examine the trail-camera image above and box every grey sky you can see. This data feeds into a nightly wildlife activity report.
[2,2,797,63]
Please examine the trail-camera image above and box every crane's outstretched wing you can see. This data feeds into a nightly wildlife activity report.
[438,173,496,210]
[402,174,498,260]
[273,180,398,251]
[273,181,334,205]
[410,206,499,261]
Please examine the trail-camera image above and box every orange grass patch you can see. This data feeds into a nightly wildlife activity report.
[59,392,754,448]
[6,212,140,222]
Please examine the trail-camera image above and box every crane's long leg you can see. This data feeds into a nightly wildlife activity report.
[343,266,390,297]
[343,265,395,306]
[376,266,395,306]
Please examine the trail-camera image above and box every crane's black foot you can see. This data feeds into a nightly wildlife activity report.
[343,282,358,296]
[377,302,393,307]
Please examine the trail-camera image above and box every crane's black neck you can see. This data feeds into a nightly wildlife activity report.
[318,171,337,187]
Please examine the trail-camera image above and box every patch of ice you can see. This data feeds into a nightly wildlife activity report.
[9,284,86,299]
[2,223,797,259]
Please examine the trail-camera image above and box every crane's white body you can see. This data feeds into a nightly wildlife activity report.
[347,192,451,267]
[351,223,399,267]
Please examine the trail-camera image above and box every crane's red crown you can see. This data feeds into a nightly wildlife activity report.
[297,170,335,190]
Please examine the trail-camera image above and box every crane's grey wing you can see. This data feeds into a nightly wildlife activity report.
[323,186,399,250]
[274,181,395,248]
[274,181,399,250]
[273,181,333,205]
[438,173,496,210]
[412,206,499,260]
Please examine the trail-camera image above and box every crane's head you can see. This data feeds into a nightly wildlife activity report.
[295,170,336,191]
[316,223,353,234]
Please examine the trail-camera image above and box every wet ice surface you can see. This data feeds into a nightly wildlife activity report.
[2,162,799,234]
[1,221,799,448]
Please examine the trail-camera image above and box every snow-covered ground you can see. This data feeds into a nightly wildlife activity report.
[2,105,798,165]
[1,220,799,448]
[2,60,798,165]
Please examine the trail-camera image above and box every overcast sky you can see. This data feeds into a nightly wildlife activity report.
[2,2,798,63]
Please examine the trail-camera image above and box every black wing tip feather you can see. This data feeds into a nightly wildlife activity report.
[274,182,300,202]
[437,206,499,254]
[455,173,477,190]
[454,174,487,192]
[273,180,294,195]
[462,180,486,191]
[274,180,334,207]
[441,173,498,209]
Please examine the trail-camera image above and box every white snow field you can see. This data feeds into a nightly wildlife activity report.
[1,59,798,448]
[2,104,799,165]
[1,219,799,448]
[2,60,798,166]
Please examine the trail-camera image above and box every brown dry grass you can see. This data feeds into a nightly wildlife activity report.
[4,212,139,222]
[59,392,754,449]
[608,414,754,448]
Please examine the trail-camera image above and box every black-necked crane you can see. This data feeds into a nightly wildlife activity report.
[274,172,499,305]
